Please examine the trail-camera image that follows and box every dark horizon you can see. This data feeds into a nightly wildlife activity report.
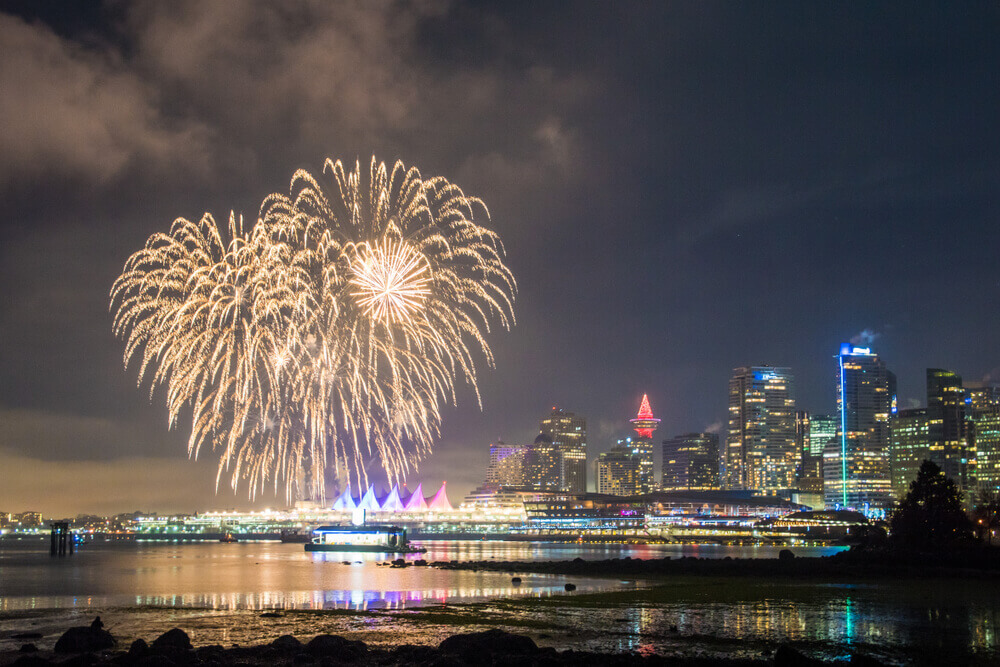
[2,2,999,515]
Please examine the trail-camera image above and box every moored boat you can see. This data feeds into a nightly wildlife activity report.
[305,524,426,553]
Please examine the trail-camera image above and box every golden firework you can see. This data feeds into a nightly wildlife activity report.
[111,158,516,500]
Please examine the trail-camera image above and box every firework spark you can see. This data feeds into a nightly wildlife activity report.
[111,158,515,500]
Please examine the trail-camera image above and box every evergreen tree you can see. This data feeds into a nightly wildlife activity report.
[890,460,974,550]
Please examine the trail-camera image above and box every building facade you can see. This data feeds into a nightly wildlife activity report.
[539,408,588,493]
[661,432,720,490]
[596,446,640,496]
[524,433,562,491]
[889,408,934,499]
[824,345,896,512]
[485,442,527,487]
[726,366,797,493]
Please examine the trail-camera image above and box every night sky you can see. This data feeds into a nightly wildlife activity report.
[3,2,999,515]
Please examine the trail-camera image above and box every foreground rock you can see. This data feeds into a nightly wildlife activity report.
[5,626,893,667]
[53,621,116,654]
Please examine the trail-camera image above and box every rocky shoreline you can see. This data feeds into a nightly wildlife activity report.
[2,621,887,667]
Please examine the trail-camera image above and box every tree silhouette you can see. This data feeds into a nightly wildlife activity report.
[890,460,974,550]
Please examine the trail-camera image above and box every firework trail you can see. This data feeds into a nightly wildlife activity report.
[111,158,515,500]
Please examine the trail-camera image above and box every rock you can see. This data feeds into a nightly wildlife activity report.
[774,643,825,667]
[414,559,428,566]
[260,611,282,618]
[151,628,193,652]
[54,626,116,654]
[12,632,43,639]
[305,634,368,660]
[564,583,577,591]
[128,638,150,658]
[19,644,38,653]
[511,577,522,585]
[271,635,303,651]
[850,654,888,667]
[439,629,538,658]
[779,549,796,562]
[90,617,103,631]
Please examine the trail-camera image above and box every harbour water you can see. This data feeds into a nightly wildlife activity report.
[2,539,999,664]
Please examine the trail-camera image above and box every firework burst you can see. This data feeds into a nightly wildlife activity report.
[111,158,515,500]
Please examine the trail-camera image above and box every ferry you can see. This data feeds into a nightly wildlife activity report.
[305,524,426,553]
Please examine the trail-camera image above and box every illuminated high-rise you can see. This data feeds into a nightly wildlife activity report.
[889,369,968,497]
[926,369,968,490]
[486,442,527,487]
[539,408,587,493]
[596,445,639,496]
[628,394,660,493]
[524,433,561,491]
[662,433,719,490]
[890,408,933,499]
[825,345,896,512]
[809,415,838,456]
[967,382,1000,493]
[726,366,797,493]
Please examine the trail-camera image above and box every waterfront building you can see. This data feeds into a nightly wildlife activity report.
[629,394,661,493]
[539,408,588,493]
[726,366,797,494]
[596,446,640,496]
[825,345,896,512]
[661,433,719,490]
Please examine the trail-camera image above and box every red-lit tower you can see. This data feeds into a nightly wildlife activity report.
[627,394,660,494]
[630,394,661,438]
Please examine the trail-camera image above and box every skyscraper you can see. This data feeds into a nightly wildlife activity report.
[726,366,797,493]
[628,394,660,493]
[809,415,838,456]
[967,382,1000,494]
[889,369,969,498]
[662,433,719,490]
[539,408,587,493]
[825,344,896,512]
[524,433,561,491]
[889,408,933,499]
[596,446,639,496]
[485,441,527,487]
[926,368,968,490]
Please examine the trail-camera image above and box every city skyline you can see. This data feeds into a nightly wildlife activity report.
[2,3,999,514]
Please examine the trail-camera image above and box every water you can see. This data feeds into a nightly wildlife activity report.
[2,539,998,664]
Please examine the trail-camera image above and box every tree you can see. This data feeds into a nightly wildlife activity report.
[889,460,975,550]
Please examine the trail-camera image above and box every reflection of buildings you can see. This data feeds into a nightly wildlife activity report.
[726,366,797,494]
[539,408,588,493]
[825,345,896,512]
[596,446,640,496]
[629,394,660,494]
[661,433,719,490]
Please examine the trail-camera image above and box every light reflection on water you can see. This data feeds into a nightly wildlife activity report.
[2,539,999,663]
[0,540,632,612]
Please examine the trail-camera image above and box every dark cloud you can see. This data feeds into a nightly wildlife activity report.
[2,2,1000,511]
